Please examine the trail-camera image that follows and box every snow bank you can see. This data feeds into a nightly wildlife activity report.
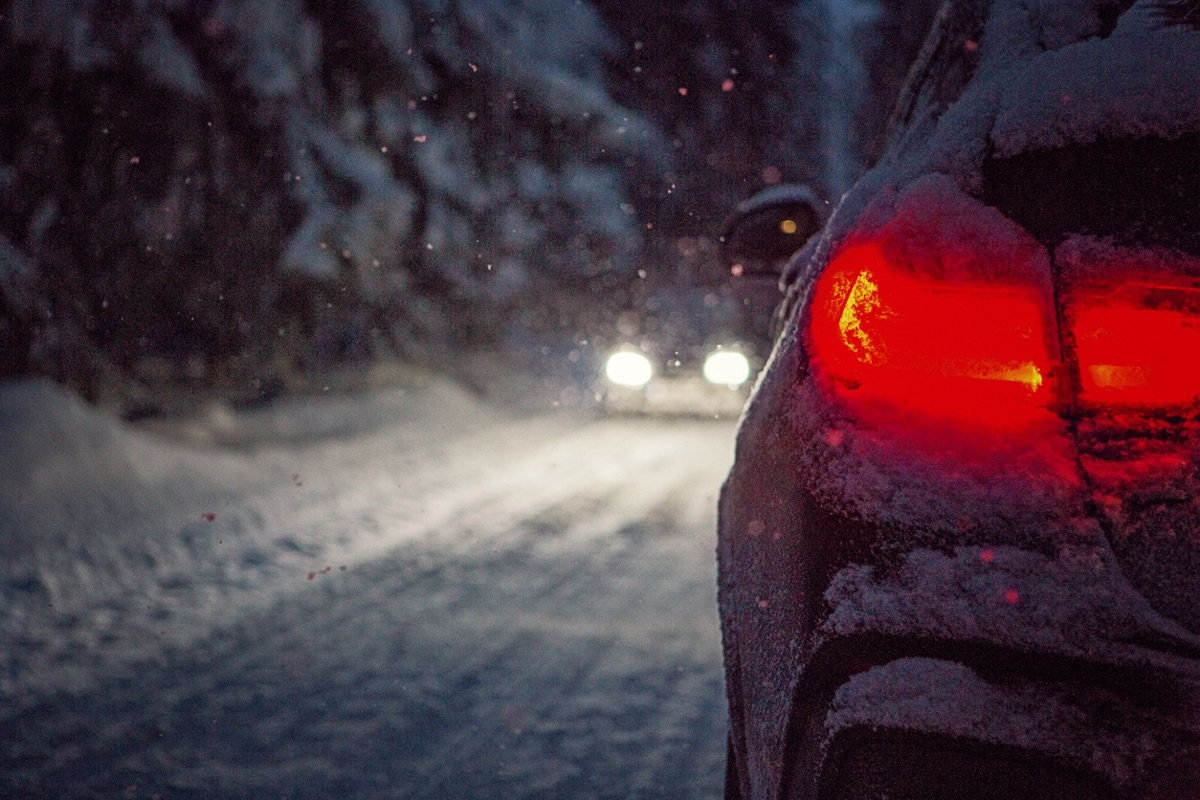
[0,375,528,701]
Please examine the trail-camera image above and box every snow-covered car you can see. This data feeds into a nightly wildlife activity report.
[718,3,1200,799]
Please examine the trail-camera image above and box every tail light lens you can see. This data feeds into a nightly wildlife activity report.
[809,243,1058,423]
[1071,281,1200,407]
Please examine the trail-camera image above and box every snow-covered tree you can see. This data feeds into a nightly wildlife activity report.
[0,0,940,404]
[591,0,940,283]
[0,0,657,402]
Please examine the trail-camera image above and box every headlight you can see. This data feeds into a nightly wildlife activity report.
[703,350,751,387]
[605,351,653,388]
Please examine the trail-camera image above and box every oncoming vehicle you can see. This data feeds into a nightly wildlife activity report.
[718,3,1200,800]
[602,343,756,416]
[598,188,826,418]
[598,288,762,418]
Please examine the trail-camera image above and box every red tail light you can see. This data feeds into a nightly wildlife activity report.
[1071,281,1200,407]
[809,243,1057,423]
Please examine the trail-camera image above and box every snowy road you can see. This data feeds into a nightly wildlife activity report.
[1,379,734,799]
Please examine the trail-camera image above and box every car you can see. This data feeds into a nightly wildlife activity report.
[717,3,1200,799]
[596,188,828,419]
[600,341,756,417]
[597,287,764,418]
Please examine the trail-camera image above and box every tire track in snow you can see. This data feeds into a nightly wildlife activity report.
[6,412,727,704]
[5,416,735,799]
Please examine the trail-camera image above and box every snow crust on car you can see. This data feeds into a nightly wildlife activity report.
[834,173,1051,285]
[990,5,1200,156]
[1055,233,1200,288]
[820,545,1197,663]
[792,0,1200,275]
[826,656,1162,789]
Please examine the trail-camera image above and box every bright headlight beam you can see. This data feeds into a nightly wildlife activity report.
[704,351,750,387]
[606,351,653,388]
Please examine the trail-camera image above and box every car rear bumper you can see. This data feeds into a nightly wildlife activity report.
[777,544,1200,800]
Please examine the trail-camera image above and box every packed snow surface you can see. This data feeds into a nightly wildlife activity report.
[1,375,735,798]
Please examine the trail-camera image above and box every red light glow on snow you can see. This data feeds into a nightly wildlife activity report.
[1071,281,1200,407]
[810,243,1055,424]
